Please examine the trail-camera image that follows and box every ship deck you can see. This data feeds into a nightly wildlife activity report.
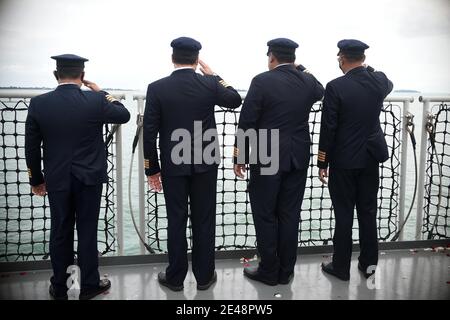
[1,243,448,300]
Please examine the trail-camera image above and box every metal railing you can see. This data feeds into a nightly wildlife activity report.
[416,96,450,240]
[130,94,416,251]
[1,89,449,263]
[386,96,414,241]
[0,89,126,259]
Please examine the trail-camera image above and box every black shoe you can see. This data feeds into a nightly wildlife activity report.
[278,272,294,285]
[243,266,277,286]
[79,279,111,300]
[321,262,350,281]
[197,271,217,290]
[49,284,68,300]
[158,272,184,292]
[358,262,375,279]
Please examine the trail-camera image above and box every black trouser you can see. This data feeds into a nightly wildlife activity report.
[47,175,102,296]
[161,169,217,286]
[249,168,308,282]
[328,158,380,274]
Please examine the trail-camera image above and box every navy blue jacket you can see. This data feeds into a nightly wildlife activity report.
[143,69,242,177]
[317,66,393,169]
[234,64,324,172]
[25,84,130,192]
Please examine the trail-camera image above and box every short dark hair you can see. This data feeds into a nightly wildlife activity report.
[270,51,296,64]
[172,51,199,65]
[56,67,84,79]
[342,53,365,63]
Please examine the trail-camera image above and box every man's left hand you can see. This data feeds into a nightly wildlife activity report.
[318,168,328,185]
[234,164,247,179]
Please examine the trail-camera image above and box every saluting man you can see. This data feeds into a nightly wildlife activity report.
[318,40,393,281]
[234,38,324,286]
[25,54,130,299]
[143,37,242,291]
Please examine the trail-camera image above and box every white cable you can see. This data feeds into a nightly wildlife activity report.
[128,150,154,253]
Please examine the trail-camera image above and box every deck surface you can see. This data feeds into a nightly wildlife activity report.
[0,249,449,300]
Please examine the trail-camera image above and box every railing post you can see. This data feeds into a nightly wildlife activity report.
[415,97,430,240]
[115,124,124,256]
[397,98,412,241]
[136,97,147,255]
[113,94,126,256]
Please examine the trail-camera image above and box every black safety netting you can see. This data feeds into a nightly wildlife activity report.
[146,101,402,252]
[423,102,450,239]
[0,97,117,261]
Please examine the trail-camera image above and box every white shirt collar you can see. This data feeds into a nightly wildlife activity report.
[58,82,80,87]
[274,63,293,69]
[173,66,195,72]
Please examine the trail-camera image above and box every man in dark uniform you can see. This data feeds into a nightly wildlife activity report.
[143,37,242,291]
[25,54,130,299]
[234,38,324,286]
[318,40,393,281]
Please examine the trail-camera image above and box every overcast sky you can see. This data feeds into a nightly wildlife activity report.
[0,0,449,93]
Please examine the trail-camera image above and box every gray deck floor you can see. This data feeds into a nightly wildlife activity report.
[0,249,449,300]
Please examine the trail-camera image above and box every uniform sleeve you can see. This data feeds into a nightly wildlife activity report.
[25,100,45,186]
[317,83,340,169]
[296,65,325,101]
[233,77,263,164]
[311,75,325,102]
[366,67,394,98]
[371,70,393,98]
[214,75,242,109]
[143,85,161,176]
[383,76,394,97]
[100,91,131,124]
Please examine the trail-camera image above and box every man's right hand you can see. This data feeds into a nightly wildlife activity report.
[82,80,101,92]
[199,60,215,76]
[147,173,162,192]
[32,183,47,196]
[295,63,307,72]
